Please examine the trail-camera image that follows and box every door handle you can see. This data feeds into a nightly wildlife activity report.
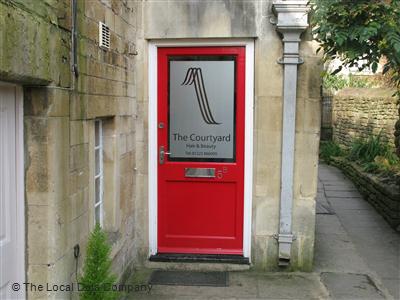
[159,146,171,165]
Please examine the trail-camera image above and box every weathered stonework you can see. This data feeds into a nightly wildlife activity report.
[333,88,398,147]
[1,0,141,298]
[1,1,322,297]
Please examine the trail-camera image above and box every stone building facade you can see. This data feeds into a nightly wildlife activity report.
[0,1,322,299]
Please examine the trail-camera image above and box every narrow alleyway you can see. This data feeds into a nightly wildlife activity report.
[127,164,399,299]
[316,164,399,299]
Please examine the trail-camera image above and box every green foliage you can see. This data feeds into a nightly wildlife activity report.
[323,73,375,91]
[322,73,348,91]
[347,134,400,175]
[348,134,398,164]
[310,0,400,155]
[311,0,400,81]
[79,224,118,300]
[319,141,344,162]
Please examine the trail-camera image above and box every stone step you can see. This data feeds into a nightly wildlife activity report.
[144,261,251,272]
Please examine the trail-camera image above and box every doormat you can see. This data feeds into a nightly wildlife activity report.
[149,253,249,264]
[149,270,229,287]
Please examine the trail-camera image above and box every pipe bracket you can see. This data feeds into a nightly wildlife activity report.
[277,57,304,65]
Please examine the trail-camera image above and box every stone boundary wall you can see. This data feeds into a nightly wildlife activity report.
[333,88,398,147]
[331,157,400,231]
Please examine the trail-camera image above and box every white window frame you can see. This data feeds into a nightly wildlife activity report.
[148,39,254,260]
[94,119,104,227]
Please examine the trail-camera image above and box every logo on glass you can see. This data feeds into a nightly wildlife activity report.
[181,68,221,125]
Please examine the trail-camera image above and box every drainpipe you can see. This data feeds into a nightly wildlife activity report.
[71,0,79,79]
[271,0,310,266]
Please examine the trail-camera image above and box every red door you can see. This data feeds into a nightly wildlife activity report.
[157,47,245,255]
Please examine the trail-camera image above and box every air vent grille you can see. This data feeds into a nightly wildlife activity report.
[99,22,110,50]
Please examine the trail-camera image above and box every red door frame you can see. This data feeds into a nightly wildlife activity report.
[157,46,246,255]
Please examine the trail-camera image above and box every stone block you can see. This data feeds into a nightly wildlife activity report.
[47,200,69,263]
[70,93,88,120]
[297,46,323,99]
[254,51,283,97]
[69,188,89,222]
[292,200,316,239]
[126,133,135,153]
[255,96,283,132]
[25,118,49,198]
[299,97,321,134]
[104,6,115,31]
[70,168,89,195]
[27,264,50,299]
[70,120,89,146]
[70,143,89,171]
[24,87,70,117]
[84,0,105,21]
[252,235,279,271]
[87,95,121,119]
[46,252,75,299]
[27,205,49,265]
[293,132,320,198]
[120,170,134,213]
[67,212,90,249]
[254,196,279,235]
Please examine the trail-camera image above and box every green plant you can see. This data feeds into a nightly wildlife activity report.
[348,134,398,164]
[310,0,400,156]
[323,73,376,91]
[347,133,400,177]
[348,75,375,88]
[322,73,348,91]
[319,141,344,162]
[79,223,118,300]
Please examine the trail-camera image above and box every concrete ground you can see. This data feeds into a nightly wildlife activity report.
[126,164,399,299]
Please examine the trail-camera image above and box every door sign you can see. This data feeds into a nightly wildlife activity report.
[169,58,236,162]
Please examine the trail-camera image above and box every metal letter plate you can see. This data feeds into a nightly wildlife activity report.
[185,168,216,178]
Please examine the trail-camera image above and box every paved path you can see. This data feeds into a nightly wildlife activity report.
[127,163,399,299]
[316,164,399,299]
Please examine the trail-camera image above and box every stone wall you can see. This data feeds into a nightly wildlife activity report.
[333,88,398,147]
[0,0,143,298]
[331,158,400,231]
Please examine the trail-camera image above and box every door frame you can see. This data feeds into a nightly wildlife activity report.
[0,81,25,297]
[148,39,254,260]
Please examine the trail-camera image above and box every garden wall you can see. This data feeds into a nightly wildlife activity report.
[331,157,400,232]
[333,88,398,147]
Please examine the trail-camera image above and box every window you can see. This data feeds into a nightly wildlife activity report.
[94,120,104,226]
[91,117,119,231]
[168,56,236,162]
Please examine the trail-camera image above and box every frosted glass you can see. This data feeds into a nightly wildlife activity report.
[169,59,235,161]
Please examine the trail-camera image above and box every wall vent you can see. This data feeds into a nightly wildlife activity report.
[99,22,110,50]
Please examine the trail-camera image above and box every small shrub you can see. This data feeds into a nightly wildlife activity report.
[322,73,378,92]
[320,141,344,162]
[79,223,118,300]
[323,73,348,91]
[348,134,398,164]
[348,75,375,89]
[347,134,400,176]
